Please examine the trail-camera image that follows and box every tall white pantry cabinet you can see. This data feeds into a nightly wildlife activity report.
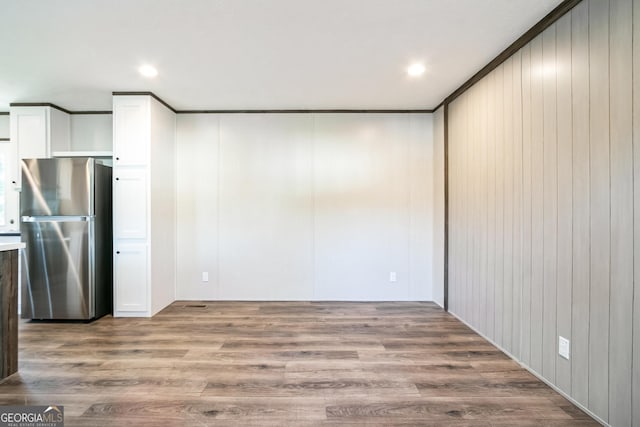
[112,94,176,317]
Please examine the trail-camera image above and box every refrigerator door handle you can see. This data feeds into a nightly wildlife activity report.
[22,215,94,223]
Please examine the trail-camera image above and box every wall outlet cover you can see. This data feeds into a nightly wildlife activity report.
[389,272,397,282]
[559,336,570,360]
[202,272,209,282]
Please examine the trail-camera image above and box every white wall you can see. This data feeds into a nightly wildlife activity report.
[219,114,314,300]
[433,107,445,308]
[150,99,176,314]
[176,113,437,301]
[70,114,112,152]
[175,115,219,301]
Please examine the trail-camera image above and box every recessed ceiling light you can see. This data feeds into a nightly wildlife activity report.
[138,64,158,78]
[407,63,425,77]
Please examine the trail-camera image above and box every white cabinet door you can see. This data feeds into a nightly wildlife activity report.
[113,97,149,166]
[11,107,49,160]
[113,167,147,239]
[0,140,19,231]
[114,243,148,313]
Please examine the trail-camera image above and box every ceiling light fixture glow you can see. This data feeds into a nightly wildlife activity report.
[407,63,425,77]
[138,64,158,78]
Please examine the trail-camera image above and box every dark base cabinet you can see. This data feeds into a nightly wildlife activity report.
[0,249,19,379]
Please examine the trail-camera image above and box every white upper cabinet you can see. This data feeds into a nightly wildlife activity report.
[10,106,70,160]
[112,97,149,166]
[12,107,48,159]
[5,106,70,229]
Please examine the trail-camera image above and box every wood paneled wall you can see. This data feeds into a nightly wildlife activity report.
[447,0,638,425]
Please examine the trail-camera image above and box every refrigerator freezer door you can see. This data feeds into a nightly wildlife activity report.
[21,157,94,217]
[21,218,94,319]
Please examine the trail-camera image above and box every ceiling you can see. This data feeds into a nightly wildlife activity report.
[0,0,562,112]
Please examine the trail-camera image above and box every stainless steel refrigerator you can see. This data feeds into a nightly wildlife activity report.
[20,157,112,320]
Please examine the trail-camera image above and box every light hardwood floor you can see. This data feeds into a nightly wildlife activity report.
[0,302,597,426]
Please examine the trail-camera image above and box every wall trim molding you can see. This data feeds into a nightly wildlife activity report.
[70,111,112,115]
[10,102,72,114]
[177,109,433,114]
[8,103,112,115]
[112,91,177,113]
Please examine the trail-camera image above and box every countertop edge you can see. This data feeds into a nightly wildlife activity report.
[0,243,26,251]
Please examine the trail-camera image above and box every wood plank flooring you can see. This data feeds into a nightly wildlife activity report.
[0,302,598,426]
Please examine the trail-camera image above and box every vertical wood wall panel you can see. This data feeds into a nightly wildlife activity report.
[456,98,462,318]
[452,102,461,315]
[494,65,505,349]
[634,0,640,421]
[471,84,481,329]
[520,45,533,367]
[487,70,497,341]
[448,104,457,314]
[588,0,610,419]
[555,12,573,396]
[631,0,640,425]
[464,92,473,321]
[447,0,640,423]
[464,94,472,321]
[570,1,590,407]
[511,50,523,360]
[608,0,633,424]
[542,26,558,382]
[503,58,514,353]
[479,78,489,336]
[529,35,544,374]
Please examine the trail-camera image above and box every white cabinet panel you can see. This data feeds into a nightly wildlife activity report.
[13,108,48,159]
[113,167,147,239]
[11,106,71,160]
[0,140,18,231]
[114,243,148,312]
[0,115,9,139]
[113,98,149,166]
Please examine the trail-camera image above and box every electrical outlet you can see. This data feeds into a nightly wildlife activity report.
[389,272,397,282]
[559,336,570,360]
[202,272,209,282]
